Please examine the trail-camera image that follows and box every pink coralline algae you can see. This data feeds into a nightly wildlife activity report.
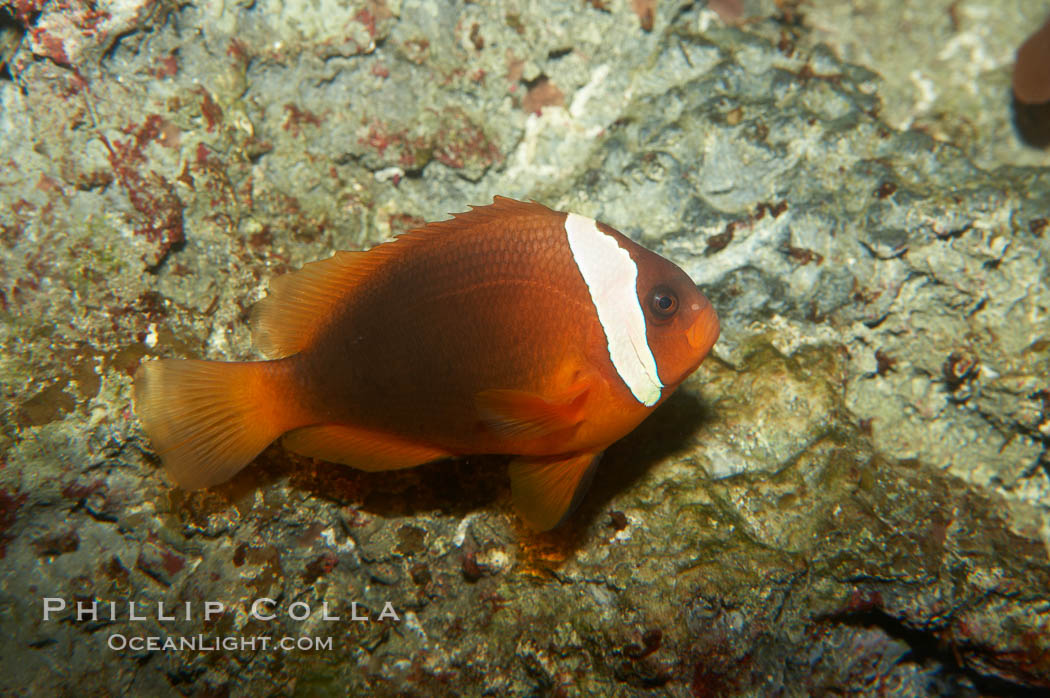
[17,0,163,70]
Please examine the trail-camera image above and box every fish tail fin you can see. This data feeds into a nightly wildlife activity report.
[132,358,303,488]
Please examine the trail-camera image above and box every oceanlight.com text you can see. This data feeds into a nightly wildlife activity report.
[107,633,334,652]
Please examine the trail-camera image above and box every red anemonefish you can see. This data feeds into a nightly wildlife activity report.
[133,197,720,530]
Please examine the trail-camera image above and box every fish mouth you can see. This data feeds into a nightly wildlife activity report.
[686,300,720,355]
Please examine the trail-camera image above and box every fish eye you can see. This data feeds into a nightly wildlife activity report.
[649,287,678,318]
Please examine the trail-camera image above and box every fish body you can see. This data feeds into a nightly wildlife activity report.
[133,197,719,530]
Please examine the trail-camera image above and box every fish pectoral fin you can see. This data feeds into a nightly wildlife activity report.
[282,424,451,472]
[476,383,590,440]
[509,452,602,531]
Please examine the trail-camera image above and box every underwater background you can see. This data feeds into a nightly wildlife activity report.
[1,0,1049,694]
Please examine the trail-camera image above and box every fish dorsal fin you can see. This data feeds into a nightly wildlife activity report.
[251,251,382,359]
[416,196,558,235]
[252,198,558,359]
[509,452,602,531]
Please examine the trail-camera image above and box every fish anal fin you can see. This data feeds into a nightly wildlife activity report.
[476,382,590,441]
[251,251,383,359]
[282,424,451,472]
[509,452,602,531]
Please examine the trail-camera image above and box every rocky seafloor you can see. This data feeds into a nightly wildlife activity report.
[1,0,1048,695]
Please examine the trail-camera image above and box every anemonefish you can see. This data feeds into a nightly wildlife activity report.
[133,197,719,530]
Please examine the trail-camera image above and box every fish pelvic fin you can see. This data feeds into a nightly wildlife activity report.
[132,358,304,488]
[509,451,602,531]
